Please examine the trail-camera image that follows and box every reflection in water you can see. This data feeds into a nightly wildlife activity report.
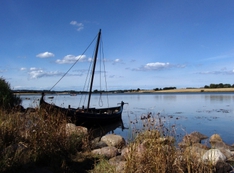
[89,119,126,139]
[20,93,234,144]
[163,95,177,101]
[205,95,232,102]
[153,94,177,101]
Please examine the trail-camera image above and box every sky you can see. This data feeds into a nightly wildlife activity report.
[1,0,234,91]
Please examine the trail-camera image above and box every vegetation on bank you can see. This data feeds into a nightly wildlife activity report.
[0,107,218,173]
[0,77,21,109]
[0,107,95,173]
[1,78,233,172]
[204,83,234,89]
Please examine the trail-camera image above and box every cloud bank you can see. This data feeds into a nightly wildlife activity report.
[28,68,63,79]
[56,55,87,64]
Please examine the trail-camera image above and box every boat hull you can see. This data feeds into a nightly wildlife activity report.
[40,93,124,127]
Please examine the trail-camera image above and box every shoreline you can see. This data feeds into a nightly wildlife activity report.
[138,88,234,93]
[14,88,234,95]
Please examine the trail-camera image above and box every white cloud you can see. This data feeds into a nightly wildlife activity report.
[20,67,26,71]
[30,67,37,71]
[112,58,123,65]
[197,69,234,75]
[70,21,84,31]
[36,52,55,58]
[132,62,186,71]
[56,55,86,64]
[28,68,63,79]
[144,62,170,70]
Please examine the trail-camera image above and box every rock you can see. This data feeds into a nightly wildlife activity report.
[121,143,146,161]
[113,161,126,173]
[109,155,126,163]
[219,148,233,160]
[192,143,210,150]
[190,131,208,141]
[65,123,88,136]
[178,140,209,151]
[182,131,208,146]
[121,147,129,159]
[109,156,126,173]
[101,134,126,149]
[214,161,233,173]
[178,141,189,149]
[184,146,208,160]
[210,134,223,143]
[91,146,118,159]
[202,149,226,165]
[210,140,234,151]
[91,137,108,149]
[183,135,200,145]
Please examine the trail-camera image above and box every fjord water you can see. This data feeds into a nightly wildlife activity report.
[21,92,234,144]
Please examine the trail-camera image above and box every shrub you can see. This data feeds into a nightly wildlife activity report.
[0,77,21,109]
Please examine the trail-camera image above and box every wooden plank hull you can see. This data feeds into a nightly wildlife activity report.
[40,93,124,127]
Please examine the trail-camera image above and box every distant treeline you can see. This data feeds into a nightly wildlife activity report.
[204,83,234,88]
[13,83,234,94]
[153,87,176,91]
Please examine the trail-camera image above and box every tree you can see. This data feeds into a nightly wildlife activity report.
[0,77,21,109]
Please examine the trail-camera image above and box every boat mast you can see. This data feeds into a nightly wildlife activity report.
[87,29,101,110]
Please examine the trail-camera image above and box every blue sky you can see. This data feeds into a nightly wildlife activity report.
[1,0,234,91]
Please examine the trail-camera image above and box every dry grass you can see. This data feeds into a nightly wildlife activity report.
[0,107,91,173]
[90,113,215,173]
[124,113,215,173]
[89,158,116,173]
[0,107,218,173]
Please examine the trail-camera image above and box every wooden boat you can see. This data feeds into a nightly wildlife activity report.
[40,29,125,127]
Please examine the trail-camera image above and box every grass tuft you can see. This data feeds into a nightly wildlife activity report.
[0,107,90,173]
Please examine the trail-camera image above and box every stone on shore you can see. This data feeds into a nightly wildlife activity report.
[65,123,88,136]
[101,134,126,149]
[184,146,208,160]
[202,149,226,165]
[91,146,118,159]
[182,131,208,146]
[109,156,126,173]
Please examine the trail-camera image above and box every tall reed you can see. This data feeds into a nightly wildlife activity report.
[0,107,89,172]
[124,112,214,173]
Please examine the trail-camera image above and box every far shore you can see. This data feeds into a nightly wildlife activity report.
[137,88,234,93]
[14,88,234,95]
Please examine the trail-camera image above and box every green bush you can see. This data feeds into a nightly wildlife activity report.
[0,77,21,109]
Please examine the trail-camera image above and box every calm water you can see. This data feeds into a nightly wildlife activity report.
[20,92,234,144]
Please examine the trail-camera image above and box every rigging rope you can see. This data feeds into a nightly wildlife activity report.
[100,38,109,107]
[49,34,98,91]
[98,38,103,107]
[48,30,110,109]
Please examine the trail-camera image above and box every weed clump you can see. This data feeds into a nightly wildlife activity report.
[0,107,90,173]
[124,113,214,173]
